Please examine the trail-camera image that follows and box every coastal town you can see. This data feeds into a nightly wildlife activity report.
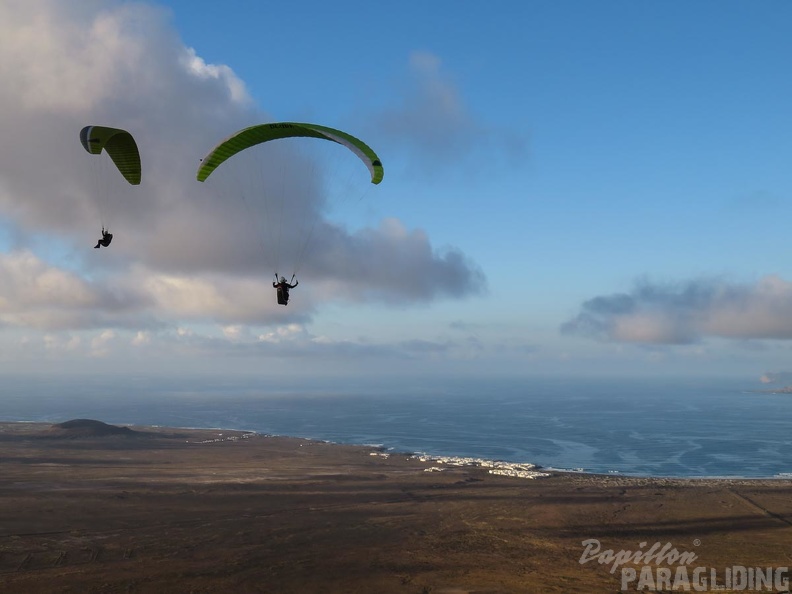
[404,452,550,479]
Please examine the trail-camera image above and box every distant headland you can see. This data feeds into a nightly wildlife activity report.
[43,419,146,439]
[751,385,792,395]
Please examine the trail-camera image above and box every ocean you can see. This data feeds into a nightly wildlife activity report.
[3,374,791,479]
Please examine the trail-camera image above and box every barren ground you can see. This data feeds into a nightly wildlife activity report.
[1,422,791,593]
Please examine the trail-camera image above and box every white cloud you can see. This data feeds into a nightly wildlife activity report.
[0,1,484,338]
[90,328,116,356]
[370,51,527,176]
[0,249,148,330]
[131,330,150,346]
[0,0,496,383]
[182,47,249,104]
[255,324,322,347]
[563,275,792,344]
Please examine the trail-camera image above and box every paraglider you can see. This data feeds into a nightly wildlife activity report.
[94,227,113,249]
[79,125,141,248]
[196,122,383,184]
[197,122,383,306]
[273,275,299,306]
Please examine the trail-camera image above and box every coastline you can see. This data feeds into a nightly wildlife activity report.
[3,420,792,592]
[145,427,792,483]
[149,425,792,484]
[5,377,792,480]
[0,420,792,485]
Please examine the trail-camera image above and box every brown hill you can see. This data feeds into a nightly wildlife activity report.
[46,419,142,439]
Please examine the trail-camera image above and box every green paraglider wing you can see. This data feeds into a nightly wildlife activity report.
[79,126,141,185]
[196,122,383,184]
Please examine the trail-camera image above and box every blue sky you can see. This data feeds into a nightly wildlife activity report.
[0,0,791,384]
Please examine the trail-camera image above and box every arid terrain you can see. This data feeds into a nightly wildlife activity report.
[1,421,792,593]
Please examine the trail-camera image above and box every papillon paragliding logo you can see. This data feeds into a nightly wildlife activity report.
[580,539,791,592]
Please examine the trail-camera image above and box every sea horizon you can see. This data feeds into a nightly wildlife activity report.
[3,373,790,480]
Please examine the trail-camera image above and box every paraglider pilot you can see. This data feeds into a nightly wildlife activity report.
[94,227,113,249]
[273,274,298,306]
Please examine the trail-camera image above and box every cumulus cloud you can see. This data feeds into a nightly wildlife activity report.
[197,324,487,362]
[0,250,150,330]
[370,51,527,175]
[0,250,318,330]
[90,329,116,357]
[562,275,792,344]
[0,1,484,335]
[304,218,485,303]
[131,330,151,346]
